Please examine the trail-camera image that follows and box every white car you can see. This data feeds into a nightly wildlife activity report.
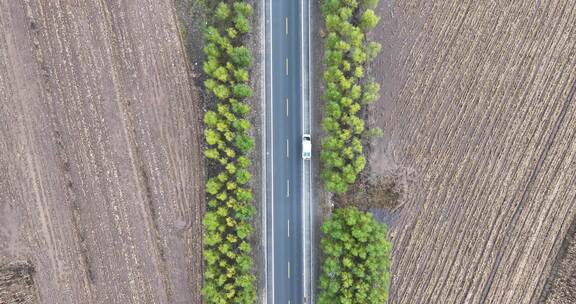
[302,134,311,160]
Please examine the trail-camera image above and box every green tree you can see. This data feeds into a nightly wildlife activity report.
[318,207,391,304]
[365,41,382,60]
[203,58,219,76]
[360,9,380,31]
[353,155,366,173]
[235,169,251,185]
[234,134,255,153]
[326,32,341,49]
[201,2,258,302]
[237,156,251,168]
[326,50,344,66]
[204,43,220,58]
[204,129,221,146]
[233,119,251,132]
[204,148,220,160]
[206,178,222,195]
[361,0,380,10]
[351,47,367,64]
[213,66,229,82]
[349,28,365,47]
[322,0,342,15]
[215,3,230,21]
[236,222,252,239]
[362,81,380,104]
[236,188,253,202]
[325,14,341,32]
[233,84,253,98]
[323,172,348,194]
[326,101,342,119]
[236,203,255,220]
[234,14,251,34]
[213,84,230,99]
[349,115,365,134]
[353,66,364,78]
[349,84,362,99]
[325,84,342,102]
[322,117,340,132]
[226,27,238,39]
[204,111,219,127]
[234,69,249,82]
[204,26,221,43]
[234,2,253,17]
[338,7,353,20]
[229,46,252,68]
[232,101,250,115]
[225,163,237,174]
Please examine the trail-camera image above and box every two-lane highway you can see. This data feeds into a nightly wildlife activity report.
[265,0,306,303]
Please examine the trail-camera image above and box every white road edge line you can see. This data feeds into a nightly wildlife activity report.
[301,0,312,301]
[260,0,269,301]
[269,0,275,302]
[308,0,313,301]
[307,0,314,300]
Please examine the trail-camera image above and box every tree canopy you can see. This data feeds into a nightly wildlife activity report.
[318,207,391,304]
[200,1,257,303]
[320,0,382,194]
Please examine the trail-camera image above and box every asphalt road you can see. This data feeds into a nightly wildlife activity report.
[267,0,304,303]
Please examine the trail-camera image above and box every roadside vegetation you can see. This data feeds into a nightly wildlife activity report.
[200,1,257,303]
[318,0,392,303]
[319,0,382,195]
[318,207,391,304]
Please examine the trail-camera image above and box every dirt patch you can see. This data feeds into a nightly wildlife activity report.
[367,0,576,303]
[0,1,204,303]
[0,261,37,304]
[339,144,417,213]
[174,0,211,94]
[540,217,576,304]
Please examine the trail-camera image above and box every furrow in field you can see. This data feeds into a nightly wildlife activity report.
[369,1,576,303]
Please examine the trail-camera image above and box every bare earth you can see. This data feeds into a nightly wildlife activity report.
[368,0,576,303]
[0,1,204,303]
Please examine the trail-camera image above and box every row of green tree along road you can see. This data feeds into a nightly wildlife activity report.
[318,0,392,303]
[199,0,391,303]
[201,1,257,303]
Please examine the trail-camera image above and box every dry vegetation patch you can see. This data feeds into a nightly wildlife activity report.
[541,219,576,304]
[0,261,37,304]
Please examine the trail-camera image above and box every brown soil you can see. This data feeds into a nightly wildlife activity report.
[0,1,204,303]
[367,0,576,303]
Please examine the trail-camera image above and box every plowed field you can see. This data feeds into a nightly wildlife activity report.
[368,0,576,303]
[0,1,203,303]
